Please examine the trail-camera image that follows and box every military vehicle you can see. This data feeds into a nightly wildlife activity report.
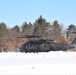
[18,35,76,52]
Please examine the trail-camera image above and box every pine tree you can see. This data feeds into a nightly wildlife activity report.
[50,20,62,41]
[0,22,9,51]
[33,15,50,38]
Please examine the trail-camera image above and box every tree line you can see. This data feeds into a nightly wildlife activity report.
[0,15,76,52]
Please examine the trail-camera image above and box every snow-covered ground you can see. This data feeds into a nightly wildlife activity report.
[0,51,76,75]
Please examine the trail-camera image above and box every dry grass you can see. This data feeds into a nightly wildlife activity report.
[67,48,76,52]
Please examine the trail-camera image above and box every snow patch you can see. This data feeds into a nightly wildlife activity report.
[0,51,76,74]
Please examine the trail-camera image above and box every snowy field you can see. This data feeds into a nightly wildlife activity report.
[0,51,76,75]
